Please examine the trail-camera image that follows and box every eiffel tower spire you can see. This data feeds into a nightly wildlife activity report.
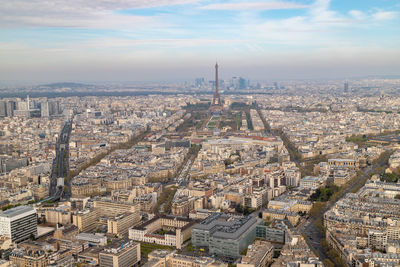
[212,62,221,107]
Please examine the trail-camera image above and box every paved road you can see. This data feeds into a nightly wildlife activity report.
[301,155,390,261]
[257,103,393,262]
[176,159,192,187]
[49,119,73,200]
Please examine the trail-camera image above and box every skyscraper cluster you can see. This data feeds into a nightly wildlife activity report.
[0,97,61,118]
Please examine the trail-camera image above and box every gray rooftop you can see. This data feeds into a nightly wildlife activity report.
[193,213,261,240]
[0,205,35,218]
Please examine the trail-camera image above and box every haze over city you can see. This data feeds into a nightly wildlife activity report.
[1,0,400,83]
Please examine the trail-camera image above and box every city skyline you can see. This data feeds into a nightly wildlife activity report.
[1,0,400,83]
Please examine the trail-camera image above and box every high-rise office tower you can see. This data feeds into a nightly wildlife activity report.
[231,76,239,89]
[0,101,6,117]
[231,76,248,90]
[26,95,30,110]
[6,100,16,117]
[238,77,247,90]
[17,100,28,111]
[41,101,50,117]
[344,81,349,92]
[195,77,205,87]
[49,100,61,115]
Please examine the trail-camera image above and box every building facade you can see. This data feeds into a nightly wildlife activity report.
[9,249,47,267]
[99,239,140,267]
[192,213,263,258]
[108,212,141,237]
[0,206,38,243]
[129,215,195,249]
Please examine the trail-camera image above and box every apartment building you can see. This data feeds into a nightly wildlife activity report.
[192,213,263,258]
[99,239,140,267]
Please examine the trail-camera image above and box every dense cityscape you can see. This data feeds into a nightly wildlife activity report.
[0,64,399,267]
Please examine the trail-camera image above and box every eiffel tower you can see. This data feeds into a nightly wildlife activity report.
[210,62,223,115]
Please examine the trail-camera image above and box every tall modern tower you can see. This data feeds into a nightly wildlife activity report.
[26,95,30,110]
[41,101,50,118]
[210,63,223,114]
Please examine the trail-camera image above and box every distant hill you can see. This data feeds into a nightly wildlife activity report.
[358,75,400,80]
[38,82,91,89]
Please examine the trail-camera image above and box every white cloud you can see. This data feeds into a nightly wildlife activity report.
[79,37,246,49]
[0,0,399,82]
[0,0,200,13]
[0,0,200,28]
[200,1,309,11]
[309,0,350,24]
[235,0,350,46]
[372,11,398,21]
[0,12,161,29]
[349,10,365,20]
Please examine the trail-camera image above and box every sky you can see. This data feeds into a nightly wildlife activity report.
[0,0,399,83]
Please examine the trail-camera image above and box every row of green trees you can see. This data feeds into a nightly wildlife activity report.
[154,186,177,214]
[310,150,394,267]
[309,183,340,202]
